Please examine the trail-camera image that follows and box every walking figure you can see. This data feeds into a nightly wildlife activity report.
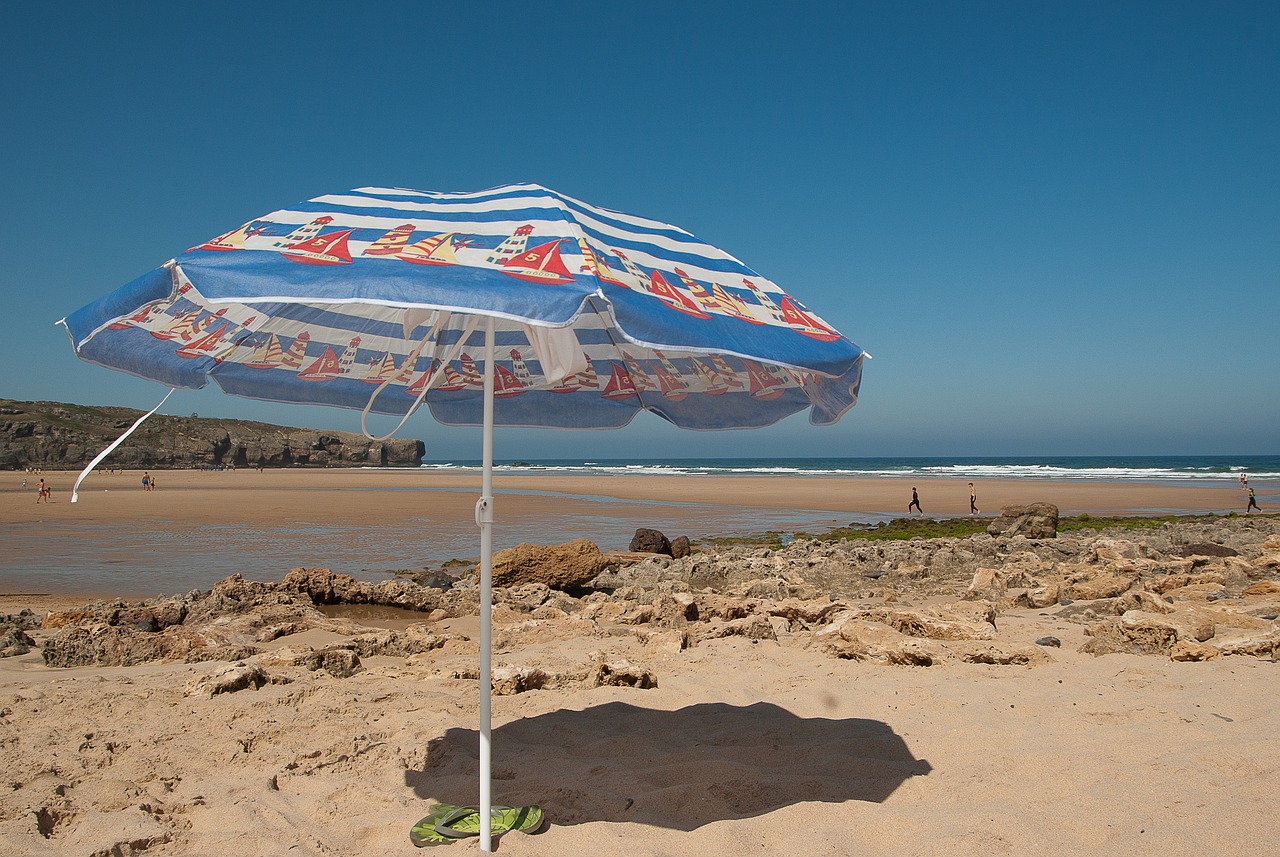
[969,482,979,516]
[1246,488,1261,513]
[908,487,922,516]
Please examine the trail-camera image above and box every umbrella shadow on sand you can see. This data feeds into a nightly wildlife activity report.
[405,701,932,831]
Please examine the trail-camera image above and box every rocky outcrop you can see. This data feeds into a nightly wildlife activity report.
[491,539,617,590]
[0,398,424,470]
[987,503,1059,539]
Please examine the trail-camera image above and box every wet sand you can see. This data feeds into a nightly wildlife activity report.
[0,467,1259,606]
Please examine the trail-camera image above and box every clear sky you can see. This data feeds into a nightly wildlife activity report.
[3,1,1276,460]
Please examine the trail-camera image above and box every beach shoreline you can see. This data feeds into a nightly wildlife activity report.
[2,467,1270,607]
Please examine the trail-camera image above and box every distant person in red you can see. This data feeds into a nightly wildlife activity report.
[1246,488,1261,513]
[908,487,922,516]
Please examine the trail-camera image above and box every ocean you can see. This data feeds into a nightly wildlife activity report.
[422,455,1280,486]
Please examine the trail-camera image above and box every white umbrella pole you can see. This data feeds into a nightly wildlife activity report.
[477,316,496,852]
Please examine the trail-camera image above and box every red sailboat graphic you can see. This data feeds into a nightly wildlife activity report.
[648,270,712,319]
[493,363,525,397]
[399,232,464,266]
[674,268,722,315]
[363,224,416,256]
[409,360,468,394]
[109,304,155,330]
[600,363,639,401]
[776,295,841,341]
[175,323,231,359]
[744,359,787,400]
[500,238,574,284]
[279,332,312,369]
[282,228,355,265]
[297,347,341,380]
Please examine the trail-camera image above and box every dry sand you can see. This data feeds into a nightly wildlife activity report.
[1,470,1277,855]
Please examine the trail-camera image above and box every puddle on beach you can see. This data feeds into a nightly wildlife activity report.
[317,602,436,630]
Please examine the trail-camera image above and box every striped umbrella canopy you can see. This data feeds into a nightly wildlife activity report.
[60,183,867,850]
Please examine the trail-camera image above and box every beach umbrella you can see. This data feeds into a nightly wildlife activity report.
[60,183,866,849]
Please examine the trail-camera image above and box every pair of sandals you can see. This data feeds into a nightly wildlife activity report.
[410,803,544,847]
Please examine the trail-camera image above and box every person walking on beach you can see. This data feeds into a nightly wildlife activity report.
[1246,488,1261,513]
[908,487,922,516]
[142,472,151,491]
[1240,471,1249,490]
[969,482,979,517]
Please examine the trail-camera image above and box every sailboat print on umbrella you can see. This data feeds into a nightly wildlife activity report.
[741,278,839,341]
[282,227,355,266]
[576,239,631,290]
[150,309,201,341]
[175,319,249,362]
[109,283,193,331]
[500,238,574,284]
[199,220,267,252]
[621,350,656,392]
[362,224,416,256]
[601,362,640,401]
[493,363,525,397]
[400,232,467,266]
[743,359,788,400]
[654,352,691,401]
[675,268,762,325]
[298,336,365,381]
[647,270,711,319]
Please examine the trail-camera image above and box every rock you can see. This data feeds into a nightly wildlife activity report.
[884,605,997,641]
[1170,640,1220,661]
[965,568,1007,602]
[186,663,268,696]
[700,615,778,641]
[987,503,1059,539]
[1068,572,1136,601]
[670,535,691,559]
[1022,584,1061,609]
[1243,580,1280,596]
[491,666,549,695]
[1035,636,1062,647]
[0,625,35,657]
[491,539,615,590]
[1180,543,1239,558]
[590,659,657,689]
[629,528,673,556]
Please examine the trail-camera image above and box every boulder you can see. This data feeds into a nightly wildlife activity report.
[987,503,1059,539]
[491,539,615,590]
[670,535,691,559]
[629,528,673,556]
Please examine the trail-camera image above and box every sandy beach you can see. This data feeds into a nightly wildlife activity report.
[2,469,1278,856]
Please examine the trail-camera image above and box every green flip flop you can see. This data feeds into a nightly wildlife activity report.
[410,804,544,846]
[410,804,472,847]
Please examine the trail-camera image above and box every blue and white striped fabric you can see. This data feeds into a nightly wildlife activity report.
[62,184,865,430]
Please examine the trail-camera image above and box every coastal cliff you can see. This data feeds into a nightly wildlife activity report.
[0,398,425,470]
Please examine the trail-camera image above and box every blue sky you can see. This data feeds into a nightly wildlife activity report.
[2,1,1276,459]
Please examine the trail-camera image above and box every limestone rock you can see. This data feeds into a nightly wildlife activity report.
[590,659,657,688]
[491,539,615,590]
[186,663,268,696]
[987,503,1059,539]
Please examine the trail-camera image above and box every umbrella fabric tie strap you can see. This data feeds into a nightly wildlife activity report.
[71,387,175,503]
